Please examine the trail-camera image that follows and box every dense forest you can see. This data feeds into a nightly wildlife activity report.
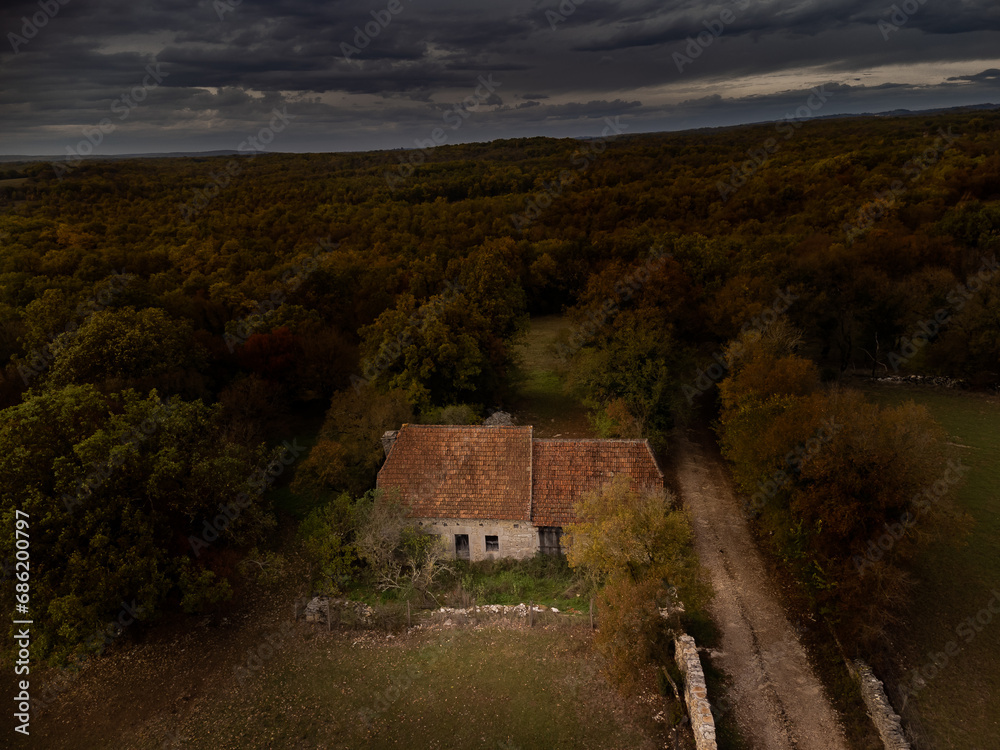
[1,107,998,664]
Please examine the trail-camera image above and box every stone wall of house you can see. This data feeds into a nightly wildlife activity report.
[674,634,718,750]
[415,518,538,560]
[848,660,910,750]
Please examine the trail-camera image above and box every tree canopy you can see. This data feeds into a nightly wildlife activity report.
[0,385,271,661]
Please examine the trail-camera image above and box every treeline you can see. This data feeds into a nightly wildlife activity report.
[0,107,997,660]
[713,322,966,653]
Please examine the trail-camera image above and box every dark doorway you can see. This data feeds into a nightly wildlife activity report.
[455,534,470,560]
[538,527,562,556]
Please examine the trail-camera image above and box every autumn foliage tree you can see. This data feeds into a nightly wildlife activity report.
[564,476,708,689]
[715,322,966,650]
[1,108,997,661]
[291,385,413,499]
[359,290,504,408]
[564,247,709,445]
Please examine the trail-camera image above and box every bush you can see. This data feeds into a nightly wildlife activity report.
[370,600,410,632]
[297,493,356,594]
[433,554,583,608]
[430,403,481,425]
[593,576,671,691]
[178,567,233,615]
[353,489,451,595]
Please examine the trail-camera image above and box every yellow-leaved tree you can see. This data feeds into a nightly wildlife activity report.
[563,475,709,690]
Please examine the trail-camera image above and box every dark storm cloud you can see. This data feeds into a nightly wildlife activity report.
[574,0,1000,51]
[0,0,998,155]
[948,69,1000,84]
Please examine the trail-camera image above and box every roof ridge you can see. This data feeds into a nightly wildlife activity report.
[528,425,534,523]
[533,437,650,443]
[400,424,531,430]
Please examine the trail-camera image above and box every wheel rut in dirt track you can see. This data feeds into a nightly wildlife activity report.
[674,425,850,750]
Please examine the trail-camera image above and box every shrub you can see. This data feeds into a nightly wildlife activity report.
[297,492,356,594]
[352,489,451,595]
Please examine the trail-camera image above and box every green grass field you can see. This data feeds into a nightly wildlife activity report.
[144,627,662,750]
[863,384,1000,748]
[512,316,595,438]
[438,556,587,611]
[342,554,590,614]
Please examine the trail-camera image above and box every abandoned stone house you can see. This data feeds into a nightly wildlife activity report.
[376,424,664,561]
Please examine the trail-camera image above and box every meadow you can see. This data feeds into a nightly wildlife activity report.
[188,626,662,750]
[511,315,595,439]
[28,617,664,750]
[862,384,1000,748]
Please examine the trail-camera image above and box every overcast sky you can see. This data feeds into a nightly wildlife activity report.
[1,0,999,156]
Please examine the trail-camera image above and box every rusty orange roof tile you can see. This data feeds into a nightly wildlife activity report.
[530,439,664,526]
[376,424,533,520]
[376,426,663,526]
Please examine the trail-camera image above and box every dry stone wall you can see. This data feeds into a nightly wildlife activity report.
[674,634,718,750]
[849,660,910,750]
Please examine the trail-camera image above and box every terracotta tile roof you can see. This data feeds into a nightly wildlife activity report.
[376,424,533,521]
[375,426,664,527]
[530,439,664,527]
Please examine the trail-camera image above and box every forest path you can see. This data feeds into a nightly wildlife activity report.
[674,424,850,750]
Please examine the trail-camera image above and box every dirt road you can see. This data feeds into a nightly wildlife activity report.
[674,426,850,750]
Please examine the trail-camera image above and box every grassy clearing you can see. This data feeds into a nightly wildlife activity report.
[27,588,664,750]
[345,554,589,617]
[512,316,595,438]
[862,384,1000,749]
[434,555,587,611]
[147,627,663,750]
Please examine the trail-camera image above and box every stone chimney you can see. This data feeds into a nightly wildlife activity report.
[482,410,515,426]
[381,430,399,458]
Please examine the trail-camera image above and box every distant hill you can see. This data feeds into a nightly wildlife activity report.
[4,103,998,161]
[0,150,241,163]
